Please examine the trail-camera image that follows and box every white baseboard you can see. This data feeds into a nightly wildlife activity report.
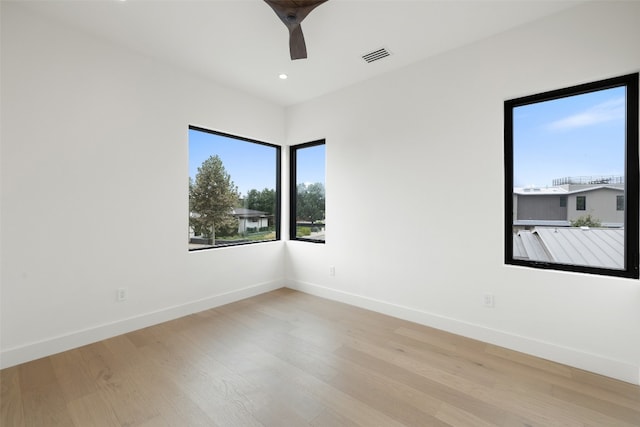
[0,280,284,369]
[5,278,637,385]
[286,280,640,386]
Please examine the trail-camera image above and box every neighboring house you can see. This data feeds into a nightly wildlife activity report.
[232,208,270,234]
[513,227,624,270]
[189,208,271,239]
[513,176,624,229]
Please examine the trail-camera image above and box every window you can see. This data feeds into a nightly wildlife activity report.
[188,126,280,250]
[505,73,639,278]
[290,140,325,243]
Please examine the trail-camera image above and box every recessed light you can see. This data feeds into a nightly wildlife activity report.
[279,73,288,80]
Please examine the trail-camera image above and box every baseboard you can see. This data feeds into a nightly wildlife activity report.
[0,280,284,369]
[286,280,640,386]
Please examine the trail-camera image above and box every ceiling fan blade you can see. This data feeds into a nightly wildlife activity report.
[289,25,307,60]
[264,0,327,25]
[264,0,328,60]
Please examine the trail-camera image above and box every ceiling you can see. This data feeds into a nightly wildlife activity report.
[14,0,585,107]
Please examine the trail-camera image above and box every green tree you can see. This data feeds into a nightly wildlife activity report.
[189,155,239,241]
[243,188,276,215]
[570,214,601,228]
[296,182,325,223]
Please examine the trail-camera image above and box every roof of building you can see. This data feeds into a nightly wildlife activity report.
[513,185,623,196]
[514,187,568,195]
[513,226,625,270]
[190,208,270,219]
[232,208,269,217]
[514,220,571,227]
[514,219,623,228]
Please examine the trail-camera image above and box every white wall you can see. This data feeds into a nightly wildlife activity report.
[285,1,640,384]
[2,1,640,385]
[0,4,286,367]
[567,188,624,224]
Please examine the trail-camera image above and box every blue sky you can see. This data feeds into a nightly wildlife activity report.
[296,143,326,186]
[189,129,325,196]
[513,86,626,188]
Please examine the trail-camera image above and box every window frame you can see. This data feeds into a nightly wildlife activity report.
[559,196,567,208]
[617,195,625,211]
[576,196,586,211]
[290,139,326,244]
[188,125,281,251]
[504,73,639,279]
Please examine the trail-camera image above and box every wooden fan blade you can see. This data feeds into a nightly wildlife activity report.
[264,0,327,27]
[289,25,307,60]
[264,0,328,60]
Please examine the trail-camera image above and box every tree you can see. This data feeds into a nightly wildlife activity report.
[570,214,601,228]
[296,182,325,223]
[189,155,239,241]
[243,188,276,215]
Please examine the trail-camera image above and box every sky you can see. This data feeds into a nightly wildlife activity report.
[189,128,325,196]
[512,86,626,188]
[295,143,326,186]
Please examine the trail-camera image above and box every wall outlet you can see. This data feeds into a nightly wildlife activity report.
[483,293,495,308]
[117,288,128,302]
[329,266,335,276]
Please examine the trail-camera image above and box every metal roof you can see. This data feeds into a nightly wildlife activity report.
[514,220,571,227]
[513,187,567,195]
[513,231,552,262]
[513,227,624,270]
[513,185,623,196]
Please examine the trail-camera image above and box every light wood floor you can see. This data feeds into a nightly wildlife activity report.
[2,288,639,427]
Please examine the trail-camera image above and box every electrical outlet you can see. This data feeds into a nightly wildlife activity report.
[329,266,335,276]
[117,288,128,302]
[483,293,495,308]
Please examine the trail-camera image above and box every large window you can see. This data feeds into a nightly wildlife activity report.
[188,126,280,250]
[505,73,639,278]
[290,140,326,243]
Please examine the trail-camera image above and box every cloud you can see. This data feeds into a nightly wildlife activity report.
[547,97,625,131]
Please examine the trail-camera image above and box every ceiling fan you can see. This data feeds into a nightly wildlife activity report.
[263,0,328,60]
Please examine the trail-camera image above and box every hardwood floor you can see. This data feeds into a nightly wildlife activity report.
[2,288,639,426]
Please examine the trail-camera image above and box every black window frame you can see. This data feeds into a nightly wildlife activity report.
[617,195,625,211]
[576,196,586,211]
[188,125,281,251]
[504,73,639,279]
[290,139,326,244]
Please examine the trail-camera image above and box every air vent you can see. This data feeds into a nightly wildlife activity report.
[362,48,391,63]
